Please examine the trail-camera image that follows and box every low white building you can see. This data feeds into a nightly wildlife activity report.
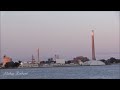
[83,60,105,66]
[19,62,39,67]
[55,59,65,64]
[78,60,84,65]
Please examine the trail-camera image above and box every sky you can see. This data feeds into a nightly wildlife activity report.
[0,11,119,62]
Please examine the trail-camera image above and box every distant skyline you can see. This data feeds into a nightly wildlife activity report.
[0,11,119,62]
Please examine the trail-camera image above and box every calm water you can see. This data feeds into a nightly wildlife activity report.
[0,64,120,79]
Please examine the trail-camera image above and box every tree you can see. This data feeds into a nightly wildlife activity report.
[108,57,116,63]
[18,61,22,64]
[4,61,21,68]
[14,62,20,67]
[73,56,89,63]
[5,61,14,68]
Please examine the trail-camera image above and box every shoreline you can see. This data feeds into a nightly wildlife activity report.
[0,63,119,69]
[0,64,80,69]
[0,64,108,69]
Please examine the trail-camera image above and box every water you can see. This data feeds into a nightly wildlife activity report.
[0,64,120,79]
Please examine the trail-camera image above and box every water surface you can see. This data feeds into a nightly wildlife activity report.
[0,64,120,79]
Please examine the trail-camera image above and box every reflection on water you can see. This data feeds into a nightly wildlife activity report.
[0,64,120,79]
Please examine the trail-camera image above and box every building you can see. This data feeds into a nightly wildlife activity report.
[55,59,65,64]
[77,60,84,65]
[83,60,105,65]
[19,62,39,67]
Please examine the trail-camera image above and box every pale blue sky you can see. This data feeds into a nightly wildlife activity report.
[0,11,119,61]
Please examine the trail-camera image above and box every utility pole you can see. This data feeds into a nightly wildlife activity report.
[32,54,35,63]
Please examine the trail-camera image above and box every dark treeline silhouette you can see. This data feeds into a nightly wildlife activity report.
[4,61,22,68]
[100,57,120,65]
[73,56,89,62]
[65,56,89,64]
[40,58,56,65]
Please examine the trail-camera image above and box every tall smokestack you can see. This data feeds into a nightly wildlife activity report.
[37,48,40,63]
[91,30,96,60]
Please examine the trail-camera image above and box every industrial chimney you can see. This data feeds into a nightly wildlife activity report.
[37,48,40,63]
[91,30,96,60]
